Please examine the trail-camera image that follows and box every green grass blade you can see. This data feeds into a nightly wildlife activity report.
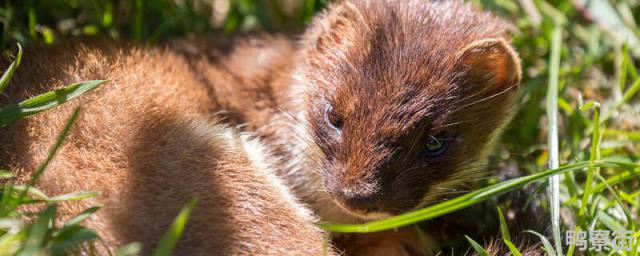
[6,185,50,201]
[579,102,601,217]
[0,188,97,204]
[622,43,638,81]
[15,108,81,206]
[620,77,640,106]
[61,207,101,229]
[0,80,105,127]
[0,182,16,216]
[600,75,640,123]
[596,211,625,232]
[588,195,602,222]
[152,197,199,256]
[0,43,22,94]
[465,235,490,256]
[564,167,640,205]
[524,230,557,256]
[497,207,521,256]
[535,0,568,25]
[595,174,635,231]
[602,77,640,123]
[619,44,630,92]
[50,227,100,255]
[116,243,142,256]
[16,204,57,256]
[497,207,512,242]
[0,229,27,254]
[320,160,636,233]
[48,191,98,203]
[0,170,12,179]
[504,240,522,256]
[546,24,563,256]
[578,100,595,112]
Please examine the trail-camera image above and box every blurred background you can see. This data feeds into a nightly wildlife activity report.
[0,0,328,46]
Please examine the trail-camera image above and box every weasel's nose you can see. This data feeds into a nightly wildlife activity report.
[336,188,381,211]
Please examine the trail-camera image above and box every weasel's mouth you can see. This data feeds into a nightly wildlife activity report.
[332,200,392,220]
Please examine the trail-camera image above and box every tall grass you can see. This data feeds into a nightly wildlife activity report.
[547,24,563,256]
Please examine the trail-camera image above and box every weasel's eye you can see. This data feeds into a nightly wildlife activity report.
[423,134,449,157]
[325,105,343,131]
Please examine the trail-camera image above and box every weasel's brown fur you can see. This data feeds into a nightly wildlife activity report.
[0,39,330,255]
[286,0,522,221]
[1,0,531,255]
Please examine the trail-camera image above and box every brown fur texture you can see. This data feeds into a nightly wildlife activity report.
[0,39,331,255]
[1,0,532,255]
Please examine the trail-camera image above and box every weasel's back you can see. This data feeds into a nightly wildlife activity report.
[0,40,329,255]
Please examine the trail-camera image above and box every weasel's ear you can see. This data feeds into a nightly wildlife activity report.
[456,38,522,95]
[314,2,361,53]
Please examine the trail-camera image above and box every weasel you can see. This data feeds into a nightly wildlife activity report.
[1,0,523,255]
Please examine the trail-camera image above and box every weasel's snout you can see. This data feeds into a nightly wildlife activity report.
[325,176,387,216]
[330,185,394,220]
[336,188,381,211]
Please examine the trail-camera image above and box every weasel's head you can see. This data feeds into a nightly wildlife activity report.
[297,0,522,219]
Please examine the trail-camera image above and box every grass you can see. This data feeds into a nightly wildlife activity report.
[1,0,640,255]
[320,161,638,233]
[547,24,563,256]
